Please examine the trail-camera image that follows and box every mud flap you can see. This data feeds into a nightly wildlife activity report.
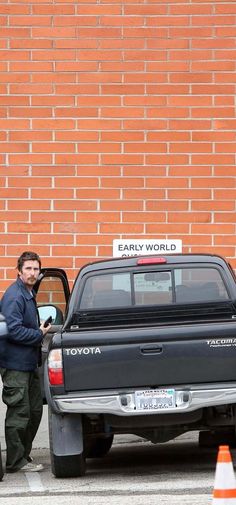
[50,412,84,457]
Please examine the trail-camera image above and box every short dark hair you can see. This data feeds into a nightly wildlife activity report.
[17,251,41,272]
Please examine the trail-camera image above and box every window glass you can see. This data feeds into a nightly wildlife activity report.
[36,276,67,317]
[174,268,229,303]
[79,266,229,309]
[80,273,132,309]
[134,271,172,305]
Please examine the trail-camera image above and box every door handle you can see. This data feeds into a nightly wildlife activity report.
[140,344,162,355]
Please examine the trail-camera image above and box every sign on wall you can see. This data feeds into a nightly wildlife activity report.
[113,239,182,257]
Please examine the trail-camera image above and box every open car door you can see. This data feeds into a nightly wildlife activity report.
[34,268,70,401]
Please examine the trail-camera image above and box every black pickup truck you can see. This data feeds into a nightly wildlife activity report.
[35,254,236,478]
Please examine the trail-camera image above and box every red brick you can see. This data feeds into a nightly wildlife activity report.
[0,73,30,83]
[169,212,211,223]
[33,5,75,15]
[147,16,190,27]
[54,200,97,211]
[146,201,188,211]
[101,201,143,211]
[8,223,51,233]
[8,177,52,187]
[32,143,75,153]
[147,107,189,118]
[214,167,236,176]
[9,154,52,165]
[0,143,29,153]
[11,39,52,49]
[101,131,144,141]
[170,143,212,153]
[55,154,99,165]
[192,154,234,165]
[54,16,97,27]
[146,223,189,234]
[10,131,52,141]
[76,212,120,223]
[33,119,75,129]
[55,177,99,188]
[31,189,74,199]
[123,167,166,177]
[56,131,98,141]
[32,73,77,84]
[10,16,51,26]
[0,5,30,15]
[8,200,50,210]
[0,50,30,60]
[75,189,120,199]
[0,96,29,105]
[32,166,75,176]
[100,16,144,27]
[11,84,53,94]
[100,223,144,234]
[0,211,29,221]
[31,212,75,223]
[9,108,53,118]
[123,189,165,200]
[147,178,189,188]
[32,27,76,38]
[31,234,74,244]
[192,224,235,235]
[125,143,167,153]
[192,16,235,27]
[54,223,97,234]
[102,154,144,165]
[168,189,211,200]
[185,236,213,246]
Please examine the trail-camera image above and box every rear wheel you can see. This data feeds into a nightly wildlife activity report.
[49,409,86,478]
[199,429,236,448]
[86,435,114,458]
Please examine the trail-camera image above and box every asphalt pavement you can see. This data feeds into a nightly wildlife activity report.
[0,400,216,505]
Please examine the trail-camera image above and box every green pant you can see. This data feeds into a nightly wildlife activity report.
[0,368,43,472]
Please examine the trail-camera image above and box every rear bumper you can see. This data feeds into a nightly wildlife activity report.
[53,384,236,416]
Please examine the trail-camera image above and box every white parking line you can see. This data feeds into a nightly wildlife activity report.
[25,472,45,492]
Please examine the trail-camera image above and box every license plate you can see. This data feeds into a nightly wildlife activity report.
[135,389,175,410]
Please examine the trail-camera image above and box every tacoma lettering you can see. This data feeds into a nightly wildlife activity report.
[207,338,236,347]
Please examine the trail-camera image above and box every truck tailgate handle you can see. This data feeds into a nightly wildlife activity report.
[140,344,162,354]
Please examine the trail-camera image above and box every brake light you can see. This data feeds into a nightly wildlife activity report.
[137,257,167,265]
[48,349,64,386]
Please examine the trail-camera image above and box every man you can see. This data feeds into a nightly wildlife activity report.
[0,251,51,473]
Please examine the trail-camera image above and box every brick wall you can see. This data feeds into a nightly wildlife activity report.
[0,0,236,292]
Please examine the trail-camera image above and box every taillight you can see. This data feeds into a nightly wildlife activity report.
[137,257,167,265]
[48,349,64,386]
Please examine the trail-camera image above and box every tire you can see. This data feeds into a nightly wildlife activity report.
[86,435,114,458]
[49,409,86,478]
[50,452,86,478]
[199,429,236,448]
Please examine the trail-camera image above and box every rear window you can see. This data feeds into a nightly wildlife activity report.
[79,267,229,310]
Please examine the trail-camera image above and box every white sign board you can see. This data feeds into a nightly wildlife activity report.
[113,239,182,257]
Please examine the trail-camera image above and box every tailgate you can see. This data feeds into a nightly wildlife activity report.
[62,323,236,391]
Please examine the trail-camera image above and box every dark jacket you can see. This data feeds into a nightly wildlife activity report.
[0,277,43,371]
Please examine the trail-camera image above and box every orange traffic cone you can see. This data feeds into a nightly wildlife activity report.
[213,445,236,503]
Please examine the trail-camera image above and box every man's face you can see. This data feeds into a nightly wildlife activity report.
[18,260,40,289]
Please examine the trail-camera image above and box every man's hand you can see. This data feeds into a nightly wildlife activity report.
[40,321,51,336]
